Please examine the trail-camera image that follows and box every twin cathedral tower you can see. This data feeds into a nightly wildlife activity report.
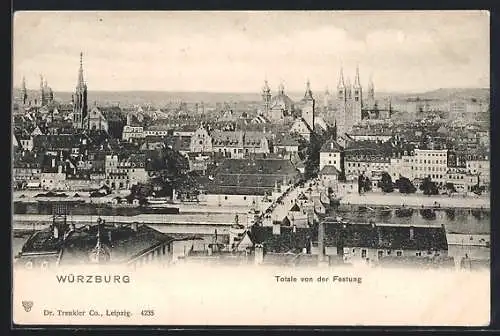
[260,66,375,138]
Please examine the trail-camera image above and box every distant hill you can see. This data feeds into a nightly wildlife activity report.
[13,89,264,106]
[384,88,490,101]
[12,87,489,107]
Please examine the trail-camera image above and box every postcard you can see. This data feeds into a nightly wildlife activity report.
[12,10,490,326]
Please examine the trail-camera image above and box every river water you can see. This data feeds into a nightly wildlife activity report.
[330,206,490,234]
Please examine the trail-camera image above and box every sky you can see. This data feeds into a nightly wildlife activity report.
[13,11,490,93]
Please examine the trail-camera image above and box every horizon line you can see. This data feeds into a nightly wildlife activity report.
[13,86,490,95]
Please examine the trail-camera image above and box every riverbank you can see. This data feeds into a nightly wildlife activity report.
[12,213,238,226]
[339,192,490,209]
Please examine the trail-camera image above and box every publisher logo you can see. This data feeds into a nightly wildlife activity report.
[22,301,33,312]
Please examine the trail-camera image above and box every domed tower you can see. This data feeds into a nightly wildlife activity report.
[261,79,272,117]
[278,82,285,96]
[72,52,88,130]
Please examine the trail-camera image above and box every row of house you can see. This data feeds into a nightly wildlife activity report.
[318,137,490,194]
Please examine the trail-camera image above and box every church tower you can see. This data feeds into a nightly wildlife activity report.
[367,74,375,103]
[278,82,285,96]
[39,74,46,106]
[261,79,271,117]
[301,79,315,130]
[323,87,331,110]
[352,65,363,124]
[21,76,28,106]
[336,66,347,139]
[72,52,88,130]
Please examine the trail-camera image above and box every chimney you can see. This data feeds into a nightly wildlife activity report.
[131,222,138,232]
[409,226,414,240]
[377,226,382,246]
[108,231,112,245]
[330,142,333,150]
[58,164,63,173]
[53,225,59,239]
[52,158,56,168]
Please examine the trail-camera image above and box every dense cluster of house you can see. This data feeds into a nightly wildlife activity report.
[317,129,490,194]
[12,54,489,204]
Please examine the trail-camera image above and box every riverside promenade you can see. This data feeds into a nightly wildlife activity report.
[339,192,490,209]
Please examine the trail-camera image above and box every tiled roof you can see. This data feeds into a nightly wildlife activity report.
[320,139,343,152]
[206,158,300,195]
[33,134,83,150]
[274,133,301,147]
[250,226,311,254]
[321,220,448,251]
[61,224,172,263]
[22,223,176,265]
[165,135,191,152]
[13,152,44,168]
[100,107,124,121]
[320,165,340,175]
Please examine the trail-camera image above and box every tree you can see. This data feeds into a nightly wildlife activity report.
[396,176,417,194]
[304,133,326,179]
[377,172,394,193]
[420,176,439,195]
[358,174,372,193]
[363,176,372,192]
[130,183,153,198]
[445,182,457,193]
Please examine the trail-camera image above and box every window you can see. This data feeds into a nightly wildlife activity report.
[224,196,228,200]
[377,251,383,258]
[396,251,402,257]
[416,252,422,256]
[361,249,367,258]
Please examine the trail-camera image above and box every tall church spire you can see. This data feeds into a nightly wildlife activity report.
[368,73,375,101]
[77,52,85,89]
[73,52,89,129]
[21,76,27,104]
[39,74,46,106]
[337,66,345,89]
[354,64,361,88]
[346,77,352,99]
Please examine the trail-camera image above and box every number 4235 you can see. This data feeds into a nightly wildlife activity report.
[141,310,155,317]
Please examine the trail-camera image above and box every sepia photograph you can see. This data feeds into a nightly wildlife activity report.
[12,10,490,326]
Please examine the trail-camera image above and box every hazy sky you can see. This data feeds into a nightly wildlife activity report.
[13,11,490,93]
